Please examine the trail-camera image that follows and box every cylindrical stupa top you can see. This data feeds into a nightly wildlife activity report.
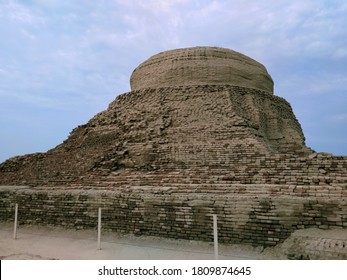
[130,47,274,93]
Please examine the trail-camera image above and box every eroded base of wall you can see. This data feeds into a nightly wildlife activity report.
[1,184,346,259]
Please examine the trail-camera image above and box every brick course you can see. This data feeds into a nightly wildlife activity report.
[1,183,345,249]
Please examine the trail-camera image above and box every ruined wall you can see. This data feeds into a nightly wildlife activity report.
[77,84,310,161]
[0,185,346,250]
[68,84,311,167]
[1,86,346,187]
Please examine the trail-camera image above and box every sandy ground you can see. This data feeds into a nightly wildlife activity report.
[0,222,286,260]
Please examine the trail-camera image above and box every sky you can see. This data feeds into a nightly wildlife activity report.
[0,0,346,163]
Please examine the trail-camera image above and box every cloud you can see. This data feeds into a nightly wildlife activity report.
[277,72,347,98]
[1,0,347,162]
[176,0,347,60]
[333,48,347,58]
[329,113,347,123]
[0,0,44,24]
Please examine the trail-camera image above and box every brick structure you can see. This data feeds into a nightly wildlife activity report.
[0,47,346,259]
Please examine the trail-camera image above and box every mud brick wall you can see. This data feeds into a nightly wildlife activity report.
[1,185,345,247]
[283,230,347,260]
[2,85,347,188]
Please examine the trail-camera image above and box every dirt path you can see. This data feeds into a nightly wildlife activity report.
[0,222,285,260]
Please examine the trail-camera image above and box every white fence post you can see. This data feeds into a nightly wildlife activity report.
[13,203,18,240]
[97,207,102,250]
[213,214,219,260]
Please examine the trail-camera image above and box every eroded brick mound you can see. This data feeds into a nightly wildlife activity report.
[0,47,345,189]
[280,228,347,260]
[0,47,346,257]
[0,84,313,186]
[130,47,274,92]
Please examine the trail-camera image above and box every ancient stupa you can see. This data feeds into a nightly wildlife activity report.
[1,47,346,259]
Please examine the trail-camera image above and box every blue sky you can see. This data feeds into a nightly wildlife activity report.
[1,0,346,163]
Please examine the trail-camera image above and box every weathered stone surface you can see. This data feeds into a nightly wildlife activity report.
[130,47,274,93]
[0,47,346,258]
